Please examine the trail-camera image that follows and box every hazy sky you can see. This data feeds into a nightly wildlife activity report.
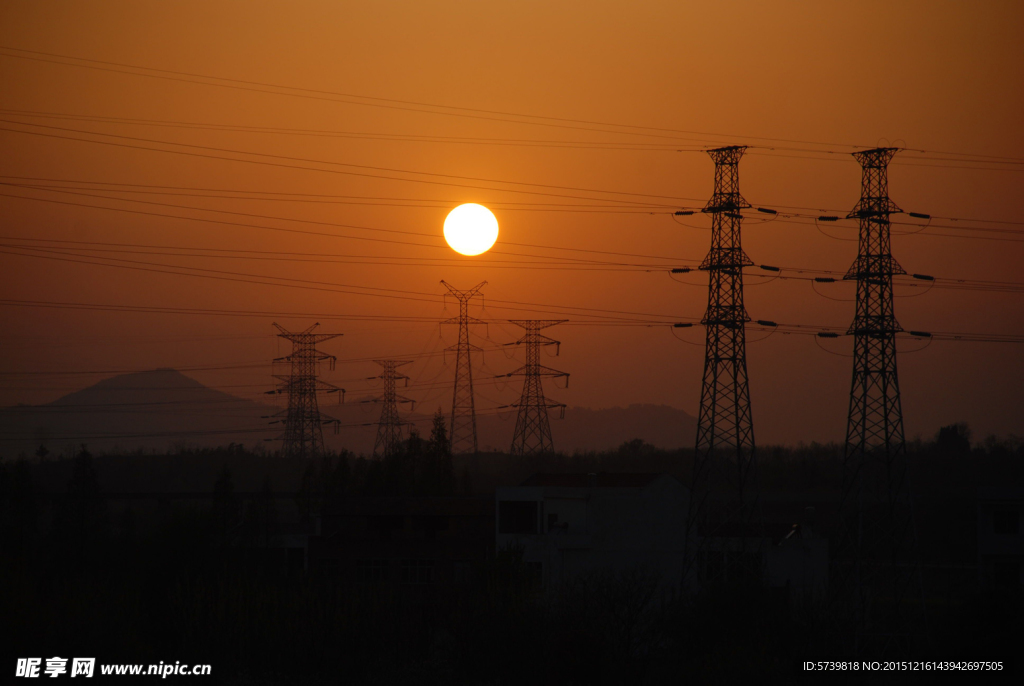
[1,0,1022,446]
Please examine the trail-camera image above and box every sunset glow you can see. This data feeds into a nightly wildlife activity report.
[443,203,499,256]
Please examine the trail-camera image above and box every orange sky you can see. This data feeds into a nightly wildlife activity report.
[1,0,1022,446]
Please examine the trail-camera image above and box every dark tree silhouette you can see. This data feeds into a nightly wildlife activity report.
[51,445,108,563]
[424,409,455,495]
[211,465,237,548]
[936,422,972,456]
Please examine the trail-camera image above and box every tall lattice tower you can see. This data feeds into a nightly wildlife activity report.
[370,359,414,458]
[835,147,923,651]
[504,320,569,456]
[686,145,760,582]
[441,280,486,454]
[269,323,344,459]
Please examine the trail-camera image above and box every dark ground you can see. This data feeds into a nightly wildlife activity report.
[1,427,1022,684]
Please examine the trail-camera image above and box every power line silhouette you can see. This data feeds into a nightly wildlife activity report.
[834,147,925,654]
[502,320,569,456]
[268,322,343,459]
[369,359,414,459]
[686,146,762,585]
[441,280,486,454]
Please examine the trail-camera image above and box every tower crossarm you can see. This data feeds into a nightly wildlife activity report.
[701,146,752,213]
[441,315,487,327]
[508,319,567,330]
[441,279,487,300]
[500,365,568,379]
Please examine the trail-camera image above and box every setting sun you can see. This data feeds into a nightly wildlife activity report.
[443,203,499,256]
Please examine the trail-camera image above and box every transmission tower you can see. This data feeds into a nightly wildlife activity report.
[441,280,487,454]
[268,323,344,459]
[369,360,414,458]
[503,320,569,456]
[686,145,761,583]
[834,147,923,652]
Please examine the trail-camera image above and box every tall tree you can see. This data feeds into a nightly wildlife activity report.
[425,410,455,495]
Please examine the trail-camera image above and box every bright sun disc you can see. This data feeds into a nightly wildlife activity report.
[443,203,499,256]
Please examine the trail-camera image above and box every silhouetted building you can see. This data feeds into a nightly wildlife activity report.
[496,473,689,594]
[308,496,494,591]
[496,474,829,604]
[978,487,1024,588]
[698,503,828,605]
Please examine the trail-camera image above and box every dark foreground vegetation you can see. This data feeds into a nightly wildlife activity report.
[1,424,1022,683]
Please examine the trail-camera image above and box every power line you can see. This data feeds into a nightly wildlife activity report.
[0,244,693,323]
[0,186,695,264]
[0,120,694,205]
[0,46,875,148]
[7,107,1020,175]
[0,109,697,151]
[0,180,672,215]
[0,174,672,210]
[0,234,674,272]
[4,46,1020,165]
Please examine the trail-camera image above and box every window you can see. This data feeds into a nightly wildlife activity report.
[498,501,539,534]
[547,513,559,532]
[355,559,389,583]
[993,510,1020,536]
[401,559,434,584]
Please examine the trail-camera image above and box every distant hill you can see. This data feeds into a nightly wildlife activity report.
[0,369,277,457]
[475,404,698,454]
[0,369,697,457]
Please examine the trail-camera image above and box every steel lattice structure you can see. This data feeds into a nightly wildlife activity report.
[686,146,761,583]
[834,147,924,652]
[504,320,569,456]
[269,323,344,460]
[370,359,414,458]
[441,280,487,454]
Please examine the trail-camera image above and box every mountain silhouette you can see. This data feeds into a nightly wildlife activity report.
[474,404,698,454]
[0,369,277,457]
[0,370,697,457]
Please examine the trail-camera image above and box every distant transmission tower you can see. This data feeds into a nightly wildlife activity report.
[686,145,760,582]
[269,323,344,459]
[369,359,414,458]
[441,280,487,454]
[504,320,569,456]
[835,147,923,651]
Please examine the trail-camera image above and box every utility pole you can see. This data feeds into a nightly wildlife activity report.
[441,280,486,454]
[369,359,414,458]
[268,323,344,459]
[686,145,761,584]
[503,320,569,456]
[835,147,923,652]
